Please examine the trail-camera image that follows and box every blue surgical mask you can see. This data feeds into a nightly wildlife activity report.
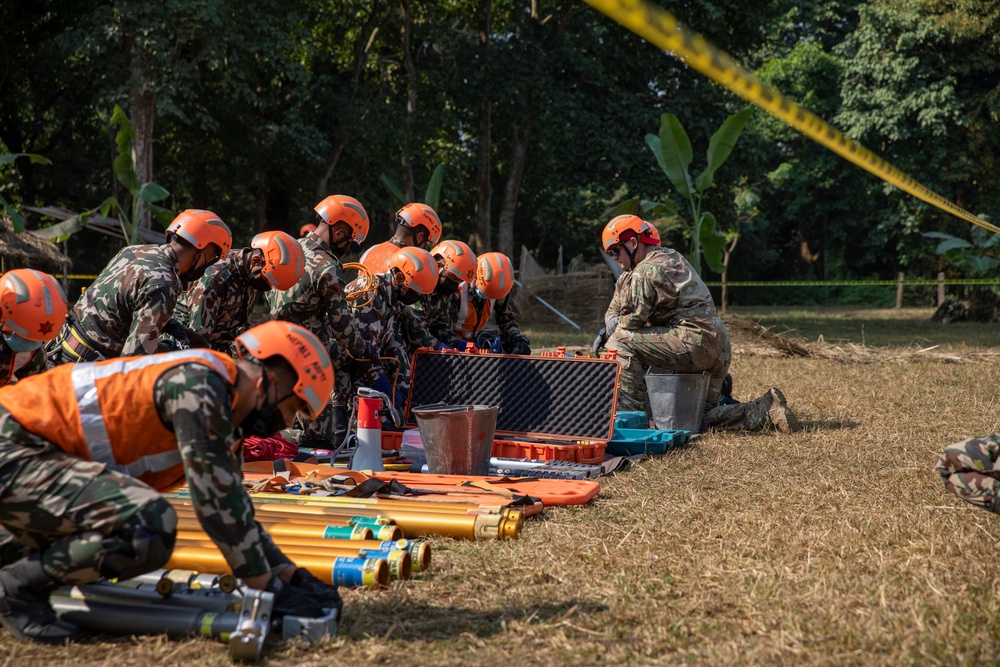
[3,333,42,354]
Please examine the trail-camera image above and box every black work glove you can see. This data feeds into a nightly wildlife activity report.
[509,338,531,356]
[605,315,619,337]
[591,327,607,356]
[290,567,343,618]
[185,330,212,349]
[265,574,326,619]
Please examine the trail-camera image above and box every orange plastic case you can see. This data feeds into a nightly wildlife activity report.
[403,349,620,463]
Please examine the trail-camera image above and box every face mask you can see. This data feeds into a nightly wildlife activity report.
[333,238,360,257]
[240,405,288,438]
[183,253,213,283]
[435,278,460,296]
[399,287,422,306]
[3,333,41,354]
[250,273,273,291]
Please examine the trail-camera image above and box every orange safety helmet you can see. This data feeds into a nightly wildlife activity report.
[395,203,442,246]
[601,214,657,254]
[431,240,477,283]
[299,223,317,237]
[475,252,514,301]
[251,231,305,291]
[387,247,438,295]
[166,209,233,254]
[314,195,369,242]
[235,321,334,420]
[0,269,68,342]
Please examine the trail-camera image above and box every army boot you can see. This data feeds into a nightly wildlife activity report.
[705,387,800,433]
[749,388,800,433]
[0,554,80,644]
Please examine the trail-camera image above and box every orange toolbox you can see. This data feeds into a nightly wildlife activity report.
[399,349,620,464]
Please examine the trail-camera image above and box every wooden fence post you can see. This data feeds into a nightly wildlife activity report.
[895,272,904,309]
[937,272,945,306]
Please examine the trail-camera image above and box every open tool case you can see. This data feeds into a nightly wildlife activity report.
[394,349,621,463]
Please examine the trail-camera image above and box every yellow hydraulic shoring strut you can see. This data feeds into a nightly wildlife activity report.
[581,0,1000,235]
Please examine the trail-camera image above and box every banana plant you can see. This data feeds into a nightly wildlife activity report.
[0,152,51,232]
[380,163,446,210]
[645,107,754,275]
[98,105,172,244]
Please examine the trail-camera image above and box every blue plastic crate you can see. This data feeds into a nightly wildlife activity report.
[614,411,649,430]
[607,428,688,456]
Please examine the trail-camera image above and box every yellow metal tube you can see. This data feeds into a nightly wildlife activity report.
[170,499,523,540]
[174,534,412,581]
[165,545,390,588]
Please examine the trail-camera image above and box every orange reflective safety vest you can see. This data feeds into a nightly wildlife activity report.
[453,282,494,341]
[359,241,404,273]
[0,350,239,490]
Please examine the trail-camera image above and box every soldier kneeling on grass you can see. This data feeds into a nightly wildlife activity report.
[935,435,1000,513]
[0,321,340,644]
[592,214,799,433]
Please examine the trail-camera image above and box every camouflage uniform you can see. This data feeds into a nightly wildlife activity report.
[413,292,461,349]
[351,273,439,397]
[604,246,731,418]
[267,232,379,442]
[47,244,182,364]
[173,248,259,355]
[0,344,47,387]
[0,360,290,583]
[935,434,1000,513]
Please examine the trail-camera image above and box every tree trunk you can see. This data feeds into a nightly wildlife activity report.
[400,0,417,203]
[132,86,155,231]
[497,120,530,261]
[473,0,492,253]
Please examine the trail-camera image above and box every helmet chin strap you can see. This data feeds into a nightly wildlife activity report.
[622,239,639,269]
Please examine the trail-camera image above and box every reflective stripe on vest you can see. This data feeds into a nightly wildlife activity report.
[453,283,493,340]
[71,349,233,476]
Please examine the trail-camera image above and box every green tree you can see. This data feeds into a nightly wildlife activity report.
[645,109,754,276]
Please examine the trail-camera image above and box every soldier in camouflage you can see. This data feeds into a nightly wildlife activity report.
[935,434,1000,513]
[0,321,338,644]
[408,240,477,352]
[173,231,304,355]
[594,215,798,432]
[444,252,531,354]
[267,196,389,447]
[350,247,444,406]
[46,210,232,365]
[0,270,67,386]
[359,202,443,273]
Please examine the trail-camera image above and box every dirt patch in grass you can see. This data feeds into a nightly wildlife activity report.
[6,316,1000,665]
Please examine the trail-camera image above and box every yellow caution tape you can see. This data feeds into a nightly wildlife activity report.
[705,279,1000,287]
[582,0,1000,234]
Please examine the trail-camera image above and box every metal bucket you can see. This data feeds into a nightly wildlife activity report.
[411,404,499,476]
[645,370,710,433]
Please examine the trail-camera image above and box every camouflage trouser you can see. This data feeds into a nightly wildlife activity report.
[0,408,177,584]
[935,434,1000,513]
[607,324,731,420]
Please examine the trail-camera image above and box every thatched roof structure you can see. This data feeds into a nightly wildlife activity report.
[0,214,71,272]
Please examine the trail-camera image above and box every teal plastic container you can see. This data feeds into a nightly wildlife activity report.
[607,428,688,456]
[614,411,649,430]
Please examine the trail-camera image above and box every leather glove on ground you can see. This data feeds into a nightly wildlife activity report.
[265,575,326,619]
[290,568,343,618]
[591,327,607,356]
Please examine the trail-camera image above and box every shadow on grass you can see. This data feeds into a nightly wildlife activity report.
[341,599,609,641]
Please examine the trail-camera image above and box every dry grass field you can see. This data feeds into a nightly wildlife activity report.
[5,308,1000,666]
